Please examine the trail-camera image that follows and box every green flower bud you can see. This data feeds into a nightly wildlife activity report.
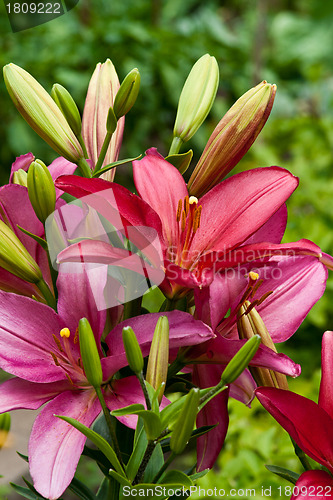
[146,316,169,401]
[173,54,219,146]
[237,301,288,389]
[51,83,82,138]
[0,219,42,283]
[170,388,200,455]
[113,68,140,119]
[122,326,144,374]
[106,107,118,134]
[188,81,276,197]
[12,168,28,187]
[79,317,103,388]
[0,412,11,449]
[3,63,84,163]
[27,160,56,224]
[221,335,261,385]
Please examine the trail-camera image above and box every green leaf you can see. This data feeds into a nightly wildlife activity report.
[189,469,210,480]
[160,425,216,453]
[136,410,162,440]
[108,469,131,487]
[165,150,193,174]
[265,465,300,484]
[17,225,48,251]
[143,443,164,483]
[10,482,45,499]
[92,156,141,178]
[68,477,97,500]
[126,426,147,481]
[17,452,29,463]
[111,404,145,417]
[158,470,193,487]
[96,477,110,500]
[56,415,126,477]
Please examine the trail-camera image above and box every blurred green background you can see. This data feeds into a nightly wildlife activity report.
[0,0,333,497]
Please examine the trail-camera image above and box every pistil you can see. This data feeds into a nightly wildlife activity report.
[176,195,202,267]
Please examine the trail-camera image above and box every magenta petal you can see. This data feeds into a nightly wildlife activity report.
[104,376,146,428]
[229,369,256,406]
[191,166,298,255]
[319,331,333,419]
[133,148,188,249]
[0,291,65,382]
[47,156,77,199]
[9,152,34,182]
[0,377,71,412]
[320,252,333,271]
[256,387,333,472]
[29,389,100,499]
[291,471,333,499]
[193,365,229,471]
[241,203,288,246]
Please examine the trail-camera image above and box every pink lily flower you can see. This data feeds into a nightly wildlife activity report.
[190,254,327,470]
[0,267,214,499]
[290,470,333,499]
[55,148,305,298]
[256,331,333,494]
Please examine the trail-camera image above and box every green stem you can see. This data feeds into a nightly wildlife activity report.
[94,131,113,174]
[36,279,57,311]
[168,136,183,156]
[137,372,152,410]
[95,387,125,470]
[198,379,226,408]
[77,157,92,178]
[122,296,143,321]
[291,438,312,471]
[133,440,156,485]
[160,297,178,312]
[152,452,176,483]
[78,134,89,159]
[167,358,186,379]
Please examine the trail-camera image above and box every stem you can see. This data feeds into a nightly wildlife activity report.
[94,131,113,173]
[291,438,312,471]
[198,380,226,407]
[133,440,156,485]
[137,372,152,410]
[122,296,143,321]
[168,136,183,156]
[160,297,178,312]
[167,358,186,379]
[78,134,89,159]
[36,279,57,310]
[95,387,125,470]
[152,452,176,483]
[77,157,92,178]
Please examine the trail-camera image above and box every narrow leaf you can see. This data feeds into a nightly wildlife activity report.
[265,465,300,484]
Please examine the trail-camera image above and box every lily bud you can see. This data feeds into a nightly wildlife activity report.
[106,107,117,134]
[0,412,11,449]
[27,160,56,223]
[173,54,219,145]
[237,301,288,389]
[122,326,144,374]
[146,316,169,401]
[12,168,28,187]
[79,318,103,388]
[221,335,261,385]
[51,83,82,138]
[0,219,42,283]
[188,81,276,197]
[170,388,200,455]
[82,59,124,179]
[113,68,141,119]
[3,63,84,163]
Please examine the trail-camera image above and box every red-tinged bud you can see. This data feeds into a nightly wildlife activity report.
[188,81,276,197]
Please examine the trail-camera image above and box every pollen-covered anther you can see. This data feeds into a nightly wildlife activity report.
[60,327,70,338]
[50,351,60,366]
[189,195,198,205]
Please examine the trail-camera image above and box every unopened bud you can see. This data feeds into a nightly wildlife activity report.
[170,388,200,455]
[0,412,11,449]
[173,54,219,146]
[113,68,140,119]
[12,168,28,187]
[122,326,144,374]
[146,316,169,401]
[51,83,82,138]
[188,81,276,197]
[106,107,117,134]
[0,219,42,283]
[27,160,56,223]
[221,335,261,385]
[237,301,288,389]
[3,63,84,163]
[79,317,103,388]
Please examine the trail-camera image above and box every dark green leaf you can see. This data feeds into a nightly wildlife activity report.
[265,465,300,484]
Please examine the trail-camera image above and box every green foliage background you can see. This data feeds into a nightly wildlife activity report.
[0,0,333,497]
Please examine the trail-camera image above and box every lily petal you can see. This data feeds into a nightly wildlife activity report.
[104,376,146,428]
[256,387,333,473]
[319,331,333,419]
[29,389,100,500]
[241,203,287,246]
[9,152,34,182]
[291,470,333,500]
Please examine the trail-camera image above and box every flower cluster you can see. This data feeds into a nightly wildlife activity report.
[0,55,332,500]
